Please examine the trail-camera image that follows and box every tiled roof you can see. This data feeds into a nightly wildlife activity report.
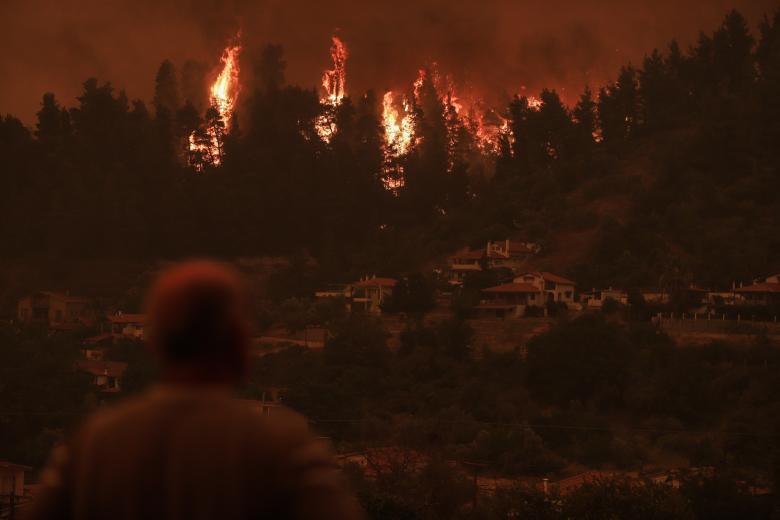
[352,278,398,288]
[109,313,146,324]
[539,272,576,285]
[483,283,540,293]
[0,460,32,472]
[451,249,484,260]
[735,283,780,294]
[76,360,128,377]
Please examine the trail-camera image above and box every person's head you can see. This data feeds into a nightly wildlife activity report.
[145,260,250,385]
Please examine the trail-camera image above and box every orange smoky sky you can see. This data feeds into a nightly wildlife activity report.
[1,0,777,123]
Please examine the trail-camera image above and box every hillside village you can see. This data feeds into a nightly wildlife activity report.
[3,247,779,512]
[8,238,780,398]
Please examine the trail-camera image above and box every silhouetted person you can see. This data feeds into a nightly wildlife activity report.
[27,261,363,520]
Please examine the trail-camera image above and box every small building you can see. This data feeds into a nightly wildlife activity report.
[447,248,484,285]
[109,313,147,340]
[581,288,629,309]
[485,239,540,271]
[446,239,540,285]
[314,284,350,299]
[76,360,128,393]
[641,288,669,304]
[16,291,93,330]
[515,272,576,304]
[735,275,780,306]
[0,461,30,507]
[349,276,397,314]
[478,282,542,318]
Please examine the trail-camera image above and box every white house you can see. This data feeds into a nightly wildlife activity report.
[581,288,628,309]
[349,276,397,314]
[109,313,147,340]
[76,360,128,393]
[447,239,540,285]
[477,281,544,318]
[478,271,577,318]
[515,272,577,304]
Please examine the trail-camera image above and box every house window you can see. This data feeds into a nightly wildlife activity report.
[544,281,555,290]
[565,291,572,299]
[54,310,63,322]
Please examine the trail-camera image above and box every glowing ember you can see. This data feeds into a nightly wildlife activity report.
[316,36,348,142]
[189,38,241,168]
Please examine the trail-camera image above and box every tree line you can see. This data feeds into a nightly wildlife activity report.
[1,10,778,288]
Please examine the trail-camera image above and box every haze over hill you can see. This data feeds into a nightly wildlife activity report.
[1,0,777,123]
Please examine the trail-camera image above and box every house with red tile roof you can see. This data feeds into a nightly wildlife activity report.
[349,276,397,314]
[516,272,577,304]
[76,360,128,393]
[735,274,780,306]
[447,239,540,285]
[109,313,147,340]
[477,282,544,318]
[478,271,577,318]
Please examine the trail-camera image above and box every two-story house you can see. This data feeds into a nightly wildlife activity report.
[478,281,544,318]
[17,292,94,330]
[515,272,576,304]
[478,271,577,318]
[349,276,397,314]
[0,461,30,508]
[109,313,147,340]
[735,274,780,306]
[75,360,128,393]
[447,239,540,285]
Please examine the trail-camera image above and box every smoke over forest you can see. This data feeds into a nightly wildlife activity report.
[1,0,777,122]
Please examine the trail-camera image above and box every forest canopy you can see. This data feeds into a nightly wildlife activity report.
[1,9,778,289]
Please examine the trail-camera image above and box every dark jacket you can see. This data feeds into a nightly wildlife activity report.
[25,385,363,520]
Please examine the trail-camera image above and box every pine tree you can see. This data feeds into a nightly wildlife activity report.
[153,60,182,118]
[572,86,597,153]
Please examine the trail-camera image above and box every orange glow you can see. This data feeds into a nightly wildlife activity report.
[189,37,241,168]
[382,91,414,157]
[316,36,348,142]
[381,91,414,191]
[210,43,241,132]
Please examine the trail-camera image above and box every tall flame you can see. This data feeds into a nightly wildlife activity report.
[210,43,241,131]
[382,91,414,157]
[381,91,414,191]
[322,36,347,105]
[189,38,241,168]
[316,36,348,142]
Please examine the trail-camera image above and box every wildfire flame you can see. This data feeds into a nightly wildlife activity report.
[382,91,414,157]
[381,91,414,190]
[308,38,548,187]
[210,43,241,131]
[322,36,347,105]
[316,36,348,142]
[189,38,241,168]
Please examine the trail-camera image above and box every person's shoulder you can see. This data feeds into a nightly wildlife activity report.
[234,402,312,440]
[77,392,161,441]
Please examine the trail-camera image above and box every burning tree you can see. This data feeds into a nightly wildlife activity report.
[188,37,241,170]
